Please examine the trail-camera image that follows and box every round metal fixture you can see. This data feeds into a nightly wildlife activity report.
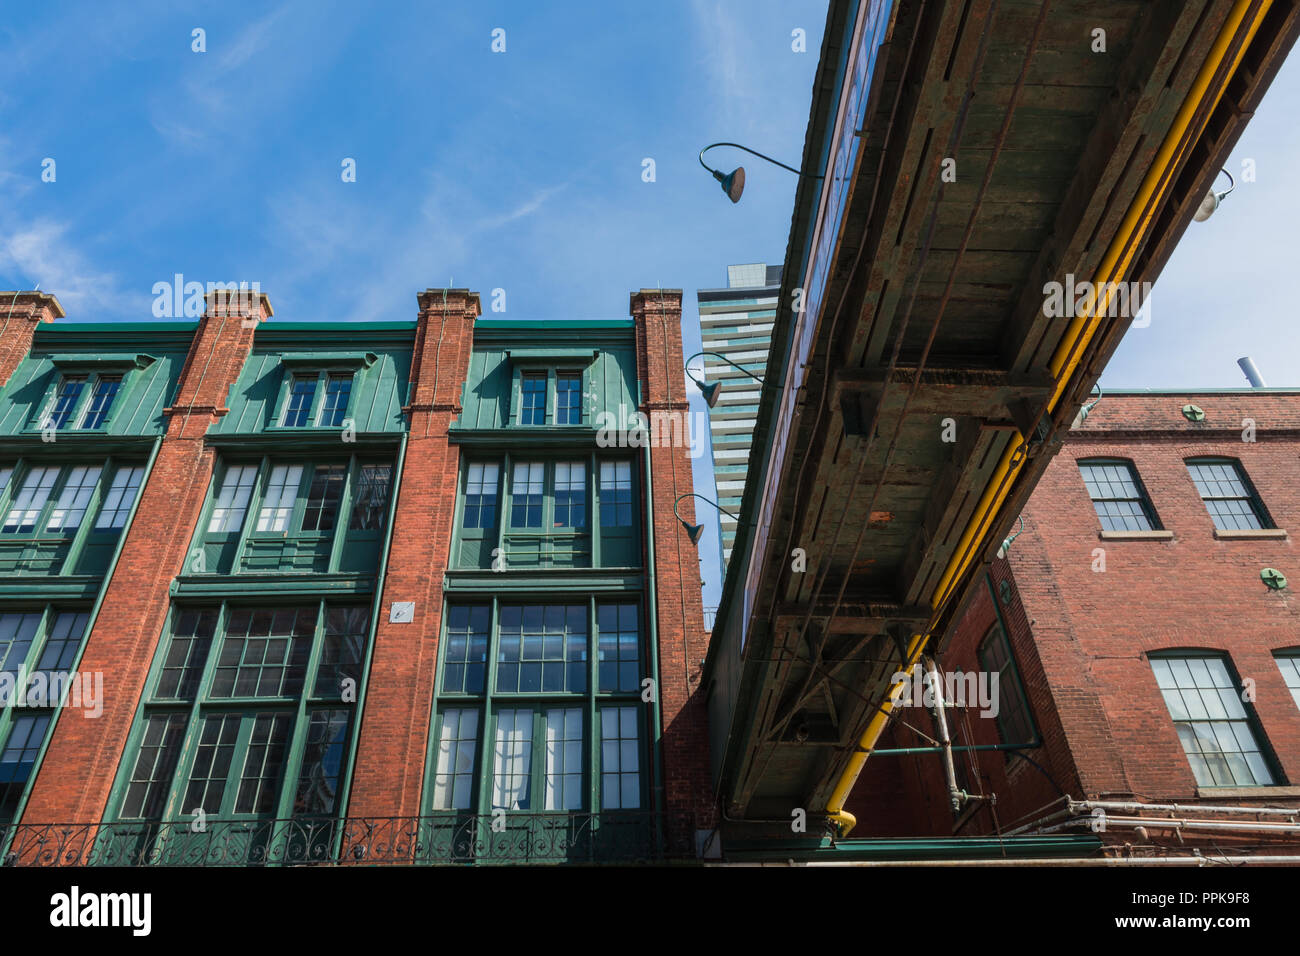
[1181,403,1205,422]
[1261,568,1287,590]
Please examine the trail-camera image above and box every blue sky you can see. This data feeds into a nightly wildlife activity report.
[2,2,1297,606]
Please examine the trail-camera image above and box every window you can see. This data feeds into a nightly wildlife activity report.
[597,603,640,692]
[462,463,499,530]
[0,609,92,825]
[208,465,258,534]
[95,465,145,530]
[431,709,479,810]
[429,602,644,816]
[43,376,86,429]
[257,465,303,532]
[1,462,139,539]
[599,462,633,527]
[282,377,317,427]
[552,462,586,529]
[510,463,544,528]
[302,465,346,532]
[1078,459,1159,531]
[348,464,391,531]
[39,372,124,432]
[497,605,587,694]
[520,373,547,425]
[79,376,122,429]
[1276,652,1300,711]
[1186,459,1270,530]
[318,374,352,427]
[112,601,368,824]
[977,624,1034,748]
[556,373,582,425]
[599,706,641,809]
[1151,655,1276,788]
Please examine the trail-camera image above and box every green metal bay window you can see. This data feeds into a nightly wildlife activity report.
[193,455,393,576]
[452,454,638,570]
[425,600,647,819]
[0,458,146,576]
[104,601,369,863]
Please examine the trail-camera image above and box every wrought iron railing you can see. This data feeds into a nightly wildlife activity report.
[1,811,702,866]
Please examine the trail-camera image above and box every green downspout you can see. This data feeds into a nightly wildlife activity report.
[334,431,408,856]
[3,435,163,854]
[643,435,665,858]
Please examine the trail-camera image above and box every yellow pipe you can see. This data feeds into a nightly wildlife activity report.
[827,0,1270,835]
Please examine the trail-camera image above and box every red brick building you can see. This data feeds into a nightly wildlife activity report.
[848,389,1300,859]
[0,287,713,865]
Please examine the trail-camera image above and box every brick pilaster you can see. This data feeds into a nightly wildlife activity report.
[346,289,478,819]
[0,291,63,389]
[630,289,714,842]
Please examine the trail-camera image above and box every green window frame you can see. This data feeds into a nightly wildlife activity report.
[453,454,636,571]
[36,371,125,432]
[976,623,1035,751]
[109,601,370,827]
[277,369,355,429]
[555,372,582,425]
[0,607,92,827]
[1185,458,1271,531]
[193,456,393,576]
[0,458,146,576]
[1150,653,1278,788]
[507,362,592,429]
[425,599,646,816]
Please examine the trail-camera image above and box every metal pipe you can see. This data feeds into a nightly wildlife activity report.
[1038,815,1300,836]
[1238,356,1266,387]
[787,855,1300,867]
[642,422,665,857]
[923,656,964,814]
[1074,798,1300,818]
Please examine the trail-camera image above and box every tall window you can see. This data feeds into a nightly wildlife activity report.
[430,602,644,815]
[552,462,586,529]
[510,463,545,528]
[0,609,91,825]
[1276,652,1300,712]
[462,463,499,529]
[113,602,367,824]
[79,376,122,429]
[319,374,352,427]
[520,373,547,425]
[977,624,1034,748]
[96,465,145,530]
[1186,459,1270,530]
[599,462,633,527]
[556,373,582,425]
[1078,459,1159,531]
[1151,654,1275,788]
[42,375,86,429]
[283,377,317,427]
[208,465,259,534]
[349,464,391,530]
[258,465,303,532]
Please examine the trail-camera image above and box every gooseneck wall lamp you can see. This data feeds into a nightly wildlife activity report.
[684,351,766,408]
[1193,167,1236,222]
[674,493,742,546]
[698,142,823,203]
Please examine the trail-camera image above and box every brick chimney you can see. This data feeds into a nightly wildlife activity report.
[0,291,64,388]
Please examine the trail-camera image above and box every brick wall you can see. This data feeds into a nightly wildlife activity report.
[0,292,63,389]
[630,290,715,838]
[849,392,1300,849]
[345,290,478,819]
